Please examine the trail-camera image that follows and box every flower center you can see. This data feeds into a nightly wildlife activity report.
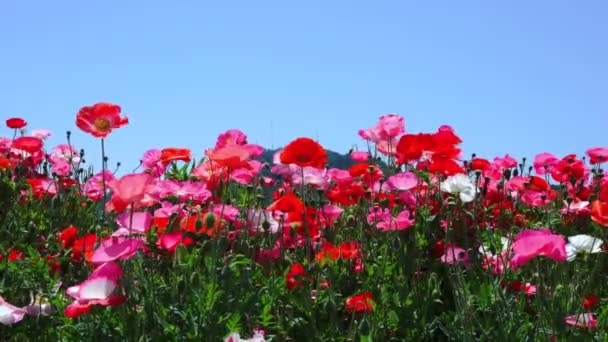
[94,118,111,132]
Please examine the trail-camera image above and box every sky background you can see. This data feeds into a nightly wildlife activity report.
[1,1,606,172]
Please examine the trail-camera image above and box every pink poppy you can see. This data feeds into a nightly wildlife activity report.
[64,262,126,319]
[0,296,26,325]
[509,229,567,268]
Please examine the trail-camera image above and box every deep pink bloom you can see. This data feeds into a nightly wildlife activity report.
[83,170,116,201]
[510,229,567,268]
[367,207,414,231]
[586,147,608,164]
[533,152,559,175]
[493,154,518,169]
[441,245,470,266]
[157,231,193,253]
[91,237,144,264]
[351,151,370,162]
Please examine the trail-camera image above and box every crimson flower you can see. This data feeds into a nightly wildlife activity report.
[280,137,327,169]
[76,102,128,138]
[6,117,27,129]
[345,292,375,314]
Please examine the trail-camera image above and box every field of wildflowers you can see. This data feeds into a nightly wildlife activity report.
[1,104,607,341]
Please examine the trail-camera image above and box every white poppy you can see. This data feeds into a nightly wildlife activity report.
[440,174,477,203]
[566,234,603,261]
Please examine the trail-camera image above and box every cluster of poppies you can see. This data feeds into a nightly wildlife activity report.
[1,105,607,337]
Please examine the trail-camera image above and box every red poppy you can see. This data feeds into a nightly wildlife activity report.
[267,192,304,214]
[160,147,192,164]
[470,158,490,171]
[527,176,550,192]
[71,234,97,263]
[315,242,341,263]
[396,133,434,163]
[12,136,43,153]
[583,295,600,309]
[280,137,327,169]
[76,102,128,138]
[6,117,27,129]
[345,292,375,314]
[591,200,608,226]
[59,225,79,249]
[0,157,16,170]
[286,263,307,290]
[551,154,586,183]
[339,241,361,260]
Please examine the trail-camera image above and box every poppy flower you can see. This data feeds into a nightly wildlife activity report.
[470,158,490,171]
[0,296,26,325]
[205,144,251,169]
[160,147,192,164]
[280,137,327,169]
[591,201,608,226]
[71,234,97,263]
[583,295,600,309]
[345,292,375,314]
[6,117,27,129]
[586,147,608,164]
[59,225,79,249]
[509,229,567,268]
[267,192,304,214]
[76,102,128,138]
[12,136,43,153]
[285,263,307,290]
[64,262,126,319]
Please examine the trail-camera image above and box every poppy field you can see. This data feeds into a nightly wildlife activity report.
[1,105,608,341]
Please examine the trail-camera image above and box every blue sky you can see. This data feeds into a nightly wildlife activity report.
[1,1,606,172]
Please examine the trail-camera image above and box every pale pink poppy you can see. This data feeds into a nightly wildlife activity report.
[565,313,597,329]
[31,129,52,140]
[108,173,154,206]
[64,262,126,319]
[387,172,418,191]
[0,296,26,325]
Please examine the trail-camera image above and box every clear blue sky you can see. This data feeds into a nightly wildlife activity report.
[1,1,606,172]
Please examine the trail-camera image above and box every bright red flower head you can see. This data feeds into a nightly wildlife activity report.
[76,103,128,138]
[280,137,327,169]
[470,158,490,171]
[345,292,375,314]
[285,263,307,290]
[591,200,608,226]
[12,136,43,153]
[160,147,192,165]
[59,225,79,249]
[6,117,27,129]
[267,192,304,214]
